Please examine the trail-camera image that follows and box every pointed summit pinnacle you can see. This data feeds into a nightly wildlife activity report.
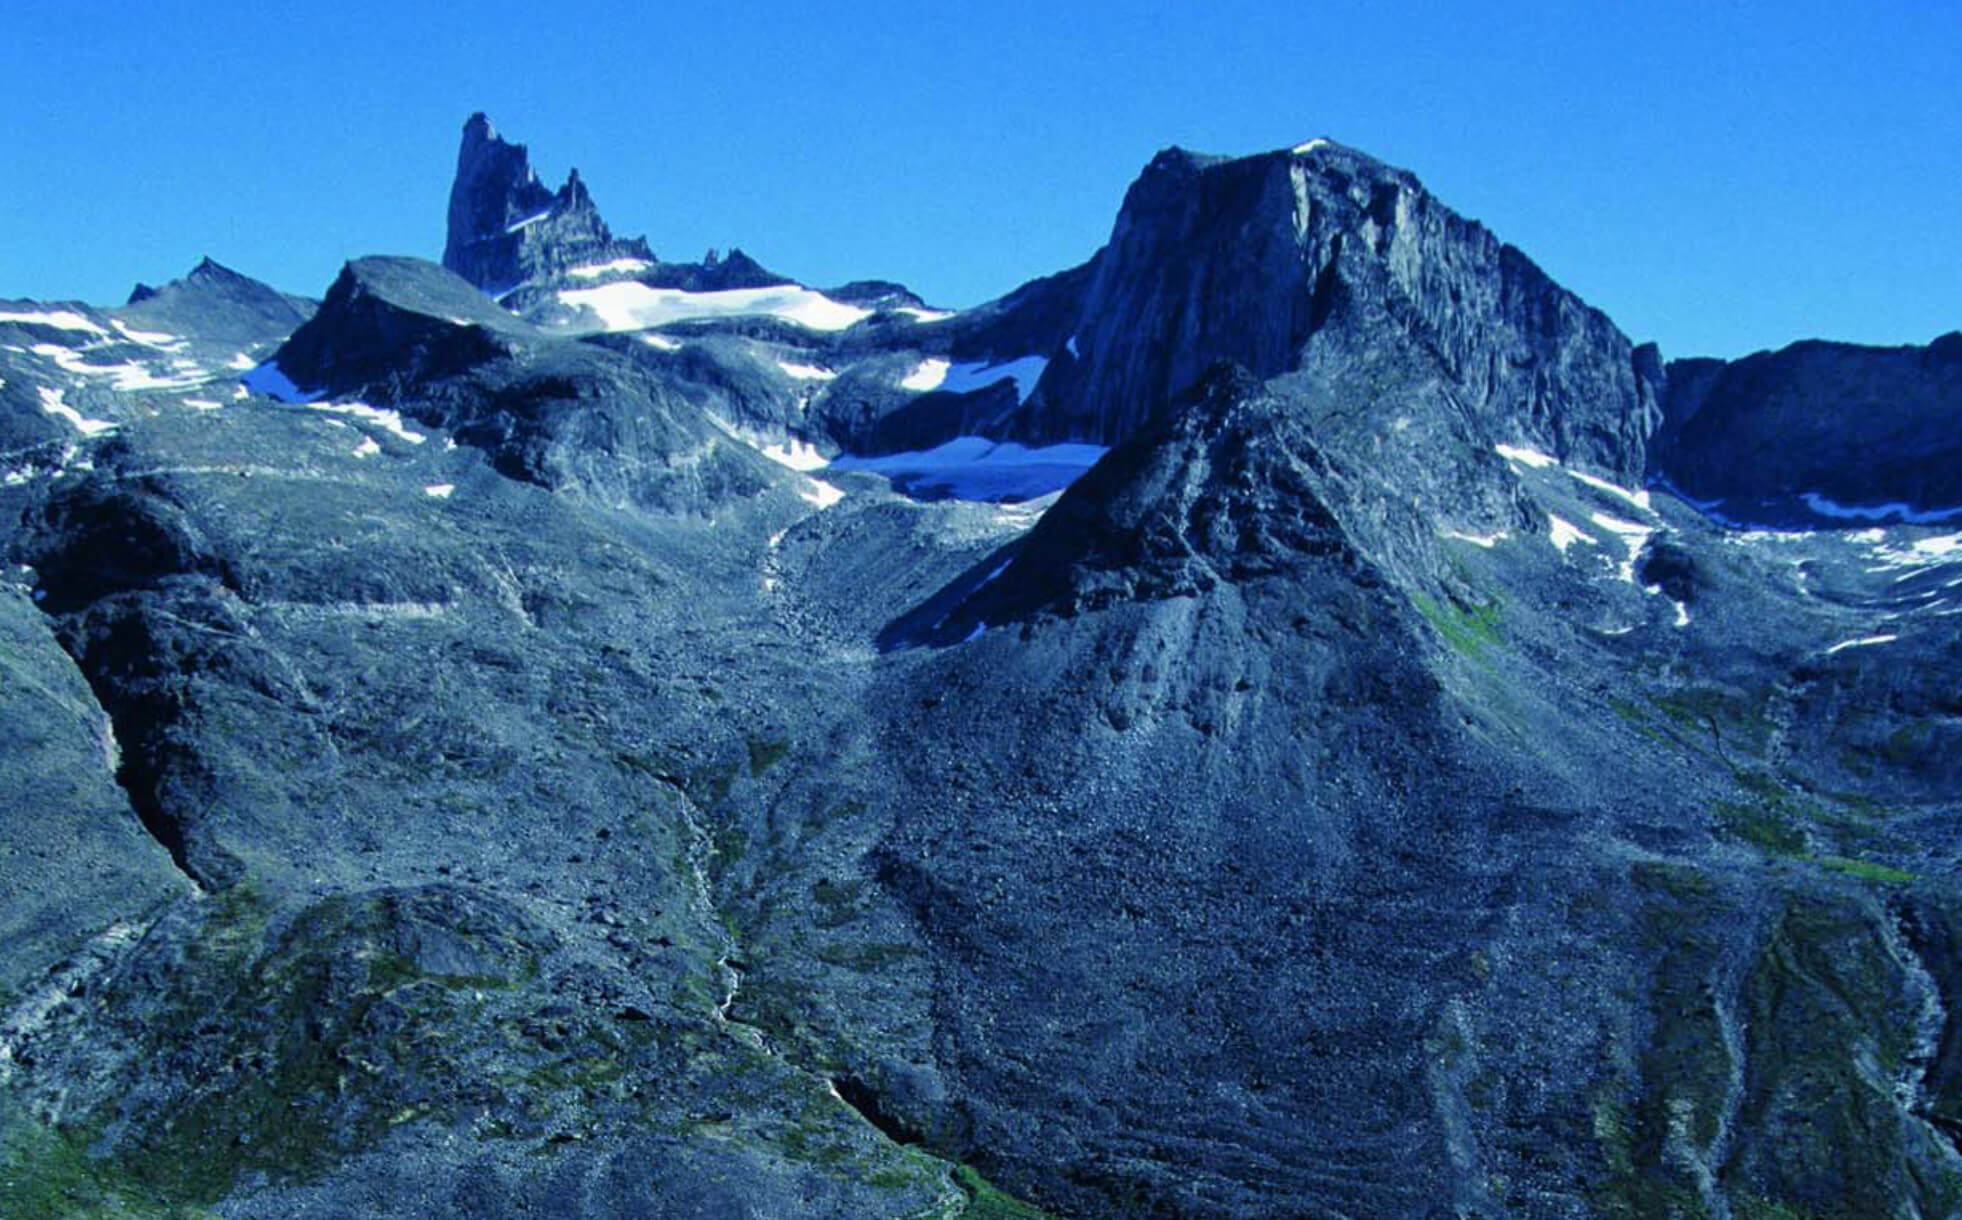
[440,113,652,293]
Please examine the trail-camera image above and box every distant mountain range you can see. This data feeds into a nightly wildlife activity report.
[1,113,1958,1220]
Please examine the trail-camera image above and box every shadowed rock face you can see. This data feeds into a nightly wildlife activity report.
[442,113,654,293]
[1015,143,1661,484]
[1655,332,1962,524]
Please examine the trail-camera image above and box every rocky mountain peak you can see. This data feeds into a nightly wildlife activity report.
[112,256,316,349]
[441,113,653,294]
[1017,140,1659,484]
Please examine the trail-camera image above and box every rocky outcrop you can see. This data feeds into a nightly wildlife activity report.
[1015,142,1660,483]
[267,256,526,399]
[265,256,787,516]
[442,113,654,293]
[1655,332,1962,523]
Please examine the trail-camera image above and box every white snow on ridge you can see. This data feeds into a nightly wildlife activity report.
[776,360,836,382]
[556,282,871,334]
[902,358,950,391]
[639,334,683,352]
[829,436,1107,503]
[111,320,185,349]
[1589,512,1654,583]
[1548,515,1595,553]
[1567,468,1653,514]
[1293,138,1332,154]
[944,356,1047,403]
[903,356,1048,403]
[31,344,204,392]
[37,386,116,437]
[352,437,381,458]
[759,437,828,472]
[1495,442,1559,469]
[302,401,426,445]
[181,398,222,411]
[0,309,105,334]
[1802,491,1962,526]
[566,258,655,280]
[895,306,956,323]
[505,209,553,233]
[1826,634,1898,655]
[1443,529,1507,548]
[800,478,845,508]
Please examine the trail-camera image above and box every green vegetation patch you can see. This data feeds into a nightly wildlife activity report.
[953,1163,1060,1220]
[747,735,791,777]
[1412,592,1504,661]
[0,1119,211,1220]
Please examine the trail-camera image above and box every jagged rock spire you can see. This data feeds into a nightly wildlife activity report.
[441,112,652,293]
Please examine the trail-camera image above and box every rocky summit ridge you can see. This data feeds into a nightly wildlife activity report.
[0,114,1960,1220]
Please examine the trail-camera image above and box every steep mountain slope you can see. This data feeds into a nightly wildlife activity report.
[1,117,1959,1220]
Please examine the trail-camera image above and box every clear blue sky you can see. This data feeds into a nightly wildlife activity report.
[2,0,1955,359]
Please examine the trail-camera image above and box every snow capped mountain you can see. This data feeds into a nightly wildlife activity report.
[1,113,1960,1220]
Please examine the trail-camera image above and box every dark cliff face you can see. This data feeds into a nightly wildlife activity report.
[1655,332,1962,523]
[1016,142,1660,484]
[441,113,653,293]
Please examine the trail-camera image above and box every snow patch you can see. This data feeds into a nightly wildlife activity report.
[776,360,836,382]
[901,358,950,391]
[943,356,1048,403]
[566,258,655,280]
[800,478,844,509]
[31,344,203,392]
[505,209,553,233]
[228,352,256,371]
[1568,468,1653,514]
[556,282,871,333]
[898,355,1048,402]
[181,397,222,411]
[895,306,956,323]
[1293,138,1333,154]
[1671,600,1691,628]
[1443,529,1507,548]
[1548,515,1596,553]
[37,386,116,436]
[759,437,828,472]
[1065,334,1080,358]
[111,320,185,349]
[1495,442,1559,469]
[1826,634,1898,655]
[352,437,381,458]
[302,401,427,445]
[0,309,105,334]
[639,333,682,352]
[424,483,455,499]
[1589,512,1655,583]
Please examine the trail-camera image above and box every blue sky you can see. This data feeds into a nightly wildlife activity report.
[2,0,1955,359]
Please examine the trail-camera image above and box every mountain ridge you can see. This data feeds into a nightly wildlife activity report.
[0,113,1959,1220]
